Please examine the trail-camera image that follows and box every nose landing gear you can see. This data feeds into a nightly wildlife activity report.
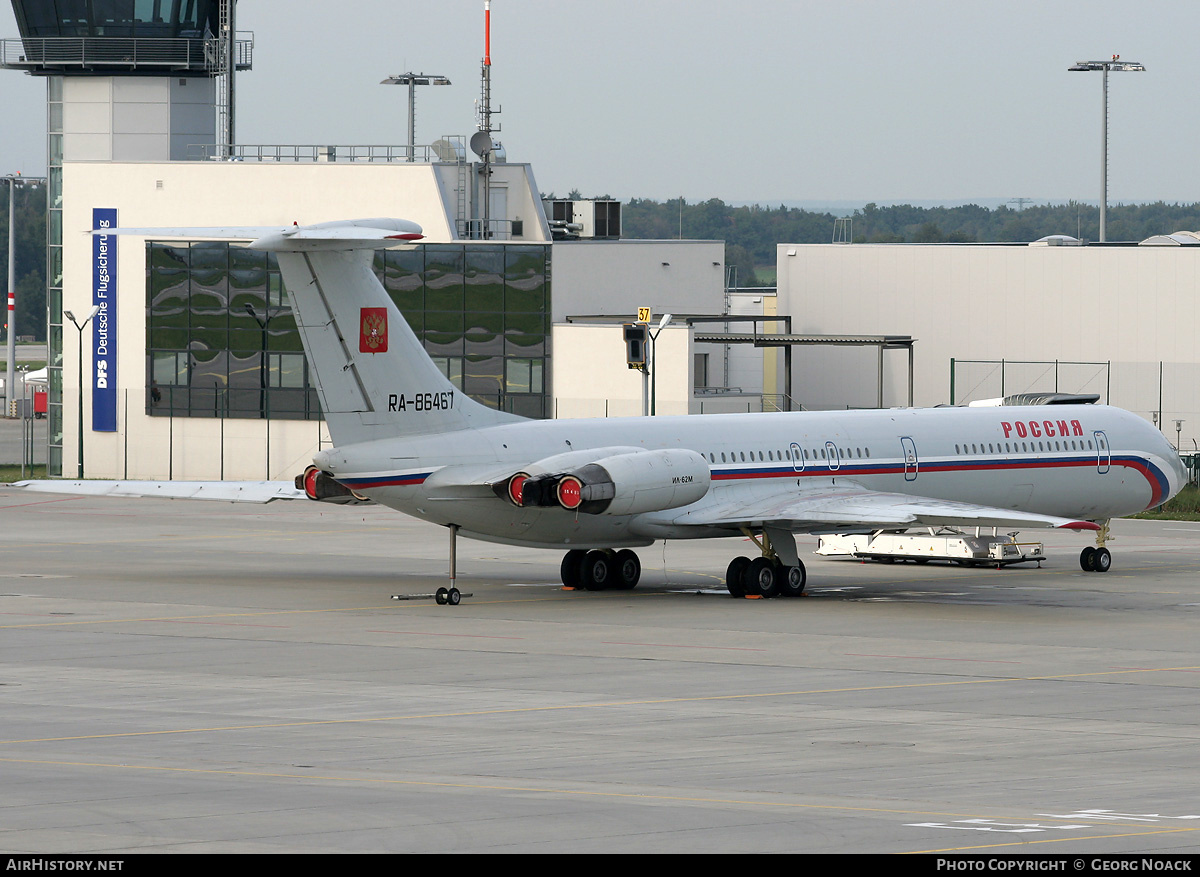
[1079,520,1112,573]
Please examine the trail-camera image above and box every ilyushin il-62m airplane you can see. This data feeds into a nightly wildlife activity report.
[61,218,1185,605]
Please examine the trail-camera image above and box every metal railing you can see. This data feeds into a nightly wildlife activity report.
[0,36,252,72]
[950,359,1111,406]
[456,218,517,240]
[761,393,803,412]
[190,142,461,163]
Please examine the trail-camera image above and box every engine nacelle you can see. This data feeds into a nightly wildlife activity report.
[501,449,710,516]
[296,466,373,504]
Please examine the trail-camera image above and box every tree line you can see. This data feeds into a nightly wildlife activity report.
[618,197,1200,286]
[0,179,47,341]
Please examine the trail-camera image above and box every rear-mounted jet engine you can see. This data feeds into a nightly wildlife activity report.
[498,448,710,516]
[297,465,373,504]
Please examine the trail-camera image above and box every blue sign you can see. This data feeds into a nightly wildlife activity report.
[92,208,117,432]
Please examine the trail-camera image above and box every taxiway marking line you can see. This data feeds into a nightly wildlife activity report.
[0,496,86,511]
[847,653,1023,664]
[599,641,767,651]
[366,629,525,640]
[907,825,1200,853]
[3,665,1199,745]
[152,620,291,628]
[0,752,1195,838]
[0,598,573,629]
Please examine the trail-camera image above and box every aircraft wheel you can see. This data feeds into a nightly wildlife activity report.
[614,549,641,590]
[725,556,750,598]
[581,550,611,590]
[447,588,461,605]
[779,560,807,597]
[1093,547,1111,573]
[435,587,449,605]
[560,549,587,587]
[745,557,779,598]
[1080,547,1096,572]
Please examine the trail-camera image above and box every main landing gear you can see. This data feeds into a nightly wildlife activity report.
[559,548,642,591]
[1079,519,1113,573]
[725,526,807,599]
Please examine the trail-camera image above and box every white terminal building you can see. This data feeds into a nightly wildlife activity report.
[4,1,1195,480]
[776,238,1200,450]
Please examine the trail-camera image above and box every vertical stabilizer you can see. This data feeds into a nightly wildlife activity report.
[259,220,522,445]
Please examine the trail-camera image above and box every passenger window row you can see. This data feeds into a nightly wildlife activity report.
[954,440,1096,455]
[706,447,873,464]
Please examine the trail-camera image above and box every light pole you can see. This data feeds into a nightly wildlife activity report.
[649,313,673,416]
[63,304,100,478]
[243,302,279,419]
[4,174,14,416]
[1068,56,1145,242]
[4,174,46,416]
[380,73,452,161]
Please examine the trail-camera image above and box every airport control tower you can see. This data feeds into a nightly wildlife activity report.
[1,1,252,475]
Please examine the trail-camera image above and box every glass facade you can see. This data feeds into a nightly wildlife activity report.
[12,1,219,38]
[146,241,552,421]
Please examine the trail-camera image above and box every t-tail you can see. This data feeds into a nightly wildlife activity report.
[253,219,523,446]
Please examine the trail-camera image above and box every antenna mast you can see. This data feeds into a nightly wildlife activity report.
[475,1,500,238]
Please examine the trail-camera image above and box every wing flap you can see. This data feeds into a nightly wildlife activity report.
[644,480,1098,532]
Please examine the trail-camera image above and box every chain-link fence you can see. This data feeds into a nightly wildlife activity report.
[951,359,1200,451]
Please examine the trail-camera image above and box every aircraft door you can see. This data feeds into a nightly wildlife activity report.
[901,436,918,481]
[825,441,840,471]
[1094,430,1110,474]
[789,442,805,473]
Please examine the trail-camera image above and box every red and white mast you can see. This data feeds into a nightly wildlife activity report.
[478,1,497,238]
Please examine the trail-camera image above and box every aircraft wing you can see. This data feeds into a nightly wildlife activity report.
[12,480,303,503]
[643,479,1099,532]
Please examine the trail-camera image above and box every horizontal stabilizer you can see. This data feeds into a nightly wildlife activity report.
[89,218,425,251]
[13,480,303,503]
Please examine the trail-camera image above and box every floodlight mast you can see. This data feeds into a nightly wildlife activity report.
[64,305,101,478]
[381,73,452,162]
[1068,56,1146,242]
[5,174,14,416]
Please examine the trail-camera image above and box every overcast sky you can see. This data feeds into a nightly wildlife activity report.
[1,0,1195,206]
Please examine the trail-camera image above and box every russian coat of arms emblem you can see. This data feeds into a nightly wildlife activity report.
[359,307,388,353]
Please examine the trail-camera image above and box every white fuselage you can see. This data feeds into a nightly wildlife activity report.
[314,404,1185,550]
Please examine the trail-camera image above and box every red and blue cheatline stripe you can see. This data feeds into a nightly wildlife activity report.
[709,453,1171,509]
[338,472,431,489]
